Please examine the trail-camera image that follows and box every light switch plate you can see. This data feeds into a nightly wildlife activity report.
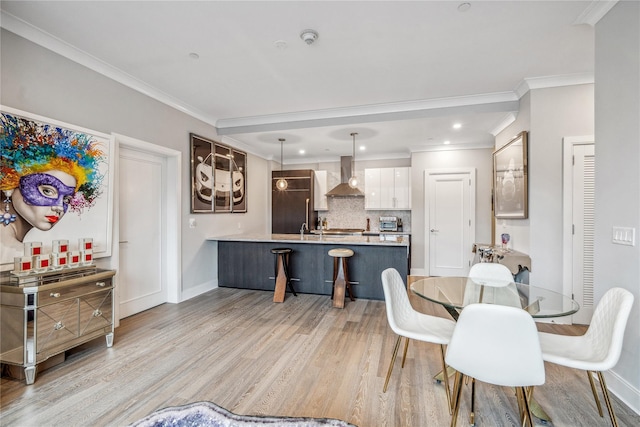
[612,226,635,246]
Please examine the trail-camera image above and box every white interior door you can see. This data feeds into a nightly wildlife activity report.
[571,143,595,325]
[118,147,166,317]
[426,170,475,277]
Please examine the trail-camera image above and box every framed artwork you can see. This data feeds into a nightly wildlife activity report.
[0,106,115,267]
[190,134,246,213]
[493,131,528,219]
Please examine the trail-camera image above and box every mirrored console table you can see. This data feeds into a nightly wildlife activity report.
[0,266,116,384]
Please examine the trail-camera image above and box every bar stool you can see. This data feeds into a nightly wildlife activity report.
[328,248,355,308]
[271,248,296,303]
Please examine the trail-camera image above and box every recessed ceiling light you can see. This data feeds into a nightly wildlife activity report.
[359,146,366,151]
[453,123,462,129]
[299,149,305,154]
[188,52,200,60]
[458,2,471,13]
[274,40,288,50]
[444,140,451,145]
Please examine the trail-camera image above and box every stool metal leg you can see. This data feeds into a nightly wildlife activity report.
[282,254,297,296]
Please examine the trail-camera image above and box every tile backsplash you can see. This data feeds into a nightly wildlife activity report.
[317,197,411,233]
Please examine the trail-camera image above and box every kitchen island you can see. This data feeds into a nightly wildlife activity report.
[207,233,409,301]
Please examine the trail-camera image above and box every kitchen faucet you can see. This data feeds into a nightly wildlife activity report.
[300,222,308,238]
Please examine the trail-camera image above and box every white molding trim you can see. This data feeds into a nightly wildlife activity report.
[606,369,640,416]
[562,136,595,326]
[423,168,477,277]
[490,112,518,136]
[1,10,216,128]
[573,0,619,26]
[216,92,518,130]
[515,73,595,99]
[112,133,183,305]
[181,279,218,302]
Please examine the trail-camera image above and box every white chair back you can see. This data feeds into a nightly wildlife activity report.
[381,268,416,336]
[468,262,514,286]
[584,287,634,369]
[446,303,545,387]
[466,263,521,307]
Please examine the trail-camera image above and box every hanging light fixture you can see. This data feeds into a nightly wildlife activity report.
[276,138,288,190]
[348,132,359,188]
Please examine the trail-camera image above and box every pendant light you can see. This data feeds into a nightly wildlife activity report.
[275,138,288,190]
[348,132,359,188]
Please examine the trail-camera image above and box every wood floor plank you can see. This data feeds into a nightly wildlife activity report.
[1,287,638,427]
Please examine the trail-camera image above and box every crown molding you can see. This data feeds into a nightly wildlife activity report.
[0,10,217,128]
[216,92,519,133]
[490,112,518,137]
[514,73,595,99]
[573,0,619,26]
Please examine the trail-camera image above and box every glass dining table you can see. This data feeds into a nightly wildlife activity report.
[411,276,580,320]
[410,276,580,423]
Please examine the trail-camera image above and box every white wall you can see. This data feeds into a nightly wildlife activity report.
[595,1,640,412]
[410,148,494,274]
[495,85,595,291]
[0,30,270,296]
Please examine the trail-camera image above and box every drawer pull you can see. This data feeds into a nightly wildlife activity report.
[96,281,106,287]
[50,292,61,298]
[92,309,103,318]
[54,321,64,330]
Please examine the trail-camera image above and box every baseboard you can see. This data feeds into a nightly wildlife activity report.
[180,279,218,302]
[606,369,640,415]
[410,267,427,276]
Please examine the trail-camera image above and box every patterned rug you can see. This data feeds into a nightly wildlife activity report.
[130,401,357,427]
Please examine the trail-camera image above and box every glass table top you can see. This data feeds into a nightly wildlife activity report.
[411,276,580,319]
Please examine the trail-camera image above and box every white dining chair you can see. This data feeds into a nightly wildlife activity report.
[466,262,521,308]
[538,287,634,427]
[468,262,514,284]
[380,268,456,412]
[445,303,545,427]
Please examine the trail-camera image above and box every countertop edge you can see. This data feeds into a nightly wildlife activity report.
[207,234,409,247]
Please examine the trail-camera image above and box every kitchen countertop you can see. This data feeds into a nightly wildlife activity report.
[207,233,409,247]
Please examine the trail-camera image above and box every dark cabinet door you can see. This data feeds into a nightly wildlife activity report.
[272,170,317,234]
[272,190,311,234]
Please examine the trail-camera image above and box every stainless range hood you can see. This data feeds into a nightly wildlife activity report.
[325,156,364,197]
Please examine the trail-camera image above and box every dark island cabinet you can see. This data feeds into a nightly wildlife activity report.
[217,240,409,300]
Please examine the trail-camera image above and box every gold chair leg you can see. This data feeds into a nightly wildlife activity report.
[401,337,410,368]
[597,371,619,427]
[469,378,476,426]
[438,344,453,414]
[517,387,534,427]
[587,370,604,417]
[383,335,402,393]
[450,371,465,427]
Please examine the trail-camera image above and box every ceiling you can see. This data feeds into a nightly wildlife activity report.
[1,1,606,163]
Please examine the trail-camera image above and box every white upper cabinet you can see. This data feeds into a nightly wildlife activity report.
[364,167,411,210]
[314,170,328,211]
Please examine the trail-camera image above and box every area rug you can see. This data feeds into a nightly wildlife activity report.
[130,401,357,427]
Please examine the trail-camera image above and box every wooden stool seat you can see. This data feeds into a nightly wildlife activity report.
[328,248,354,258]
[271,248,296,302]
[328,248,355,308]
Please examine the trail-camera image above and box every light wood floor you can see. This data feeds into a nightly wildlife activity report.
[1,286,638,427]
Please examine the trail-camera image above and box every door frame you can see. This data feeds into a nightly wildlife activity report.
[562,135,595,324]
[424,168,476,277]
[112,133,182,322]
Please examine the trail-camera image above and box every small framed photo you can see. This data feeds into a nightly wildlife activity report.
[493,131,528,219]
